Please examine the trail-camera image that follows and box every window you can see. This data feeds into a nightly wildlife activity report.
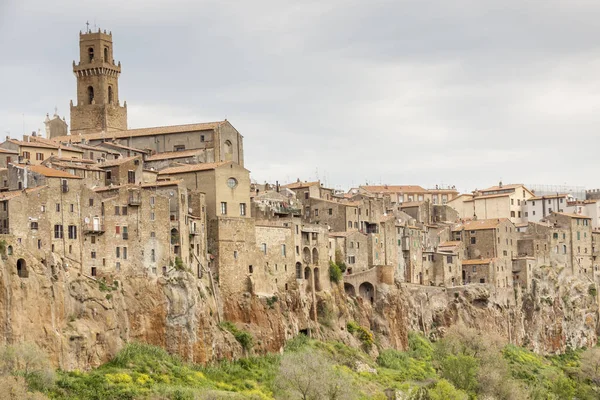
[473,266,477,272]
[261,243,267,254]
[150,212,155,221]
[348,256,356,264]
[128,170,135,184]
[115,206,120,216]
[532,210,536,216]
[37,239,41,249]
[511,199,514,205]
[150,196,155,206]
[115,226,120,234]
[510,211,515,217]
[517,199,521,205]
[348,221,352,228]
[68,225,77,239]
[446,255,452,263]
[122,206,127,215]
[91,251,96,259]
[123,247,128,260]
[87,86,94,104]
[227,178,238,188]
[221,202,227,215]
[91,236,96,244]
[54,224,63,239]
[108,85,113,103]
[314,209,319,217]
[116,262,121,271]
[281,244,286,256]
[578,232,581,240]
[296,245,299,255]
[151,249,156,262]
[328,208,333,215]
[56,203,60,212]
[22,151,30,160]
[30,221,38,230]
[150,231,156,238]
[122,226,128,240]
[89,198,94,207]
[503,250,508,256]
[240,203,246,216]
[470,237,476,244]
[174,145,185,152]
[200,135,205,142]
[106,171,112,181]
[304,192,309,200]
[116,247,120,258]
[69,203,74,213]
[518,211,521,218]
[233,250,238,260]
[36,153,44,161]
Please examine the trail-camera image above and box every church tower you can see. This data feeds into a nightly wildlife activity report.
[70,28,127,135]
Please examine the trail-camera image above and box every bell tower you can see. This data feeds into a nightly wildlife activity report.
[70,27,127,135]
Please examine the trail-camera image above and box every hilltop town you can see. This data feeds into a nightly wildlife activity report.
[1,28,598,368]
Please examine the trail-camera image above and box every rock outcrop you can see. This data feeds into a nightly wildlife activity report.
[0,249,597,370]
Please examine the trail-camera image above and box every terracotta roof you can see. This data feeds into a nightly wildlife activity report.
[448,193,474,201]
[464,193,510,202]
[553,212,591,219]
[400,201,424,208]
[158,161,230,175]
[360,185,426,193]
[26,165,82,179]
[51,157,96,164]
[439,241,461,247]
[6,139,58,150]
[283,181,320,189]
[145,149,204,161]
[452,218,508,231]
[51,162,105,172]
[95,142,149,153]
[480,184,524,192]
[0,186,46,200]
[51,121,226,142]
[0,148,18,154]
[141,180,183,188]
[73,143,120,154]
[94,185,126,193]
[462,258,494,265]
[99,156,141,168]
[529,193,569,201]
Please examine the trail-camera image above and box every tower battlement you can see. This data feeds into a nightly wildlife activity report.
[70,28,127,135]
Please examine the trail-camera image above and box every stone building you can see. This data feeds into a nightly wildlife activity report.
[543,212,593,276]
[70,29,127,134]
[0,137,83,165]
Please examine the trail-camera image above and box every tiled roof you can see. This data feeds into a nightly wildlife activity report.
[464,193,510,202]
[480,184,524,192]
[0,186,46,200]
[51,121,226,142]
[529,193,569,201]
[145,149,204,161]
[400,201,424,208]
[141,180,183,188]
[99,156,141,168]
[452,218,508,231]
[7,139,58,150]
[158,161,230,175]
[73,143,120,154]
[439,241,461,247]
[360,185,426,193]
[26,165,82,179]
[553,212,591,219]
[462,258,494,265]
[0,148,18,154]
[51,162,105,172]
[96,142,149,153]
[283,181,320,189]
[94,185,126,193]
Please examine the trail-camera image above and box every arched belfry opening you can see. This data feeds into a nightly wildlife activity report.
[108,86,113,104]
[104,47,109,62]
[87,86,94,104]
[88,47,94,62]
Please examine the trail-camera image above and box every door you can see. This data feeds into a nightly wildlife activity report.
[93,217,100,231]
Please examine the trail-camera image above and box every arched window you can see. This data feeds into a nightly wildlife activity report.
[312,248,319,265]
[170,228,179,245]
[314,268,321,291]
[88,47,94,62]
[104,47,109,62]
[108,86,113,104]
[87,86,94,104]
[295,262,302,279]
[224,140,233,161]
[348,221,352,228]
[17,259,28,278]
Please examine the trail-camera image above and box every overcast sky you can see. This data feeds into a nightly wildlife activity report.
[2,0,600,193]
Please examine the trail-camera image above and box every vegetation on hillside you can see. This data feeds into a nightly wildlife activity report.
[1,326,599,399]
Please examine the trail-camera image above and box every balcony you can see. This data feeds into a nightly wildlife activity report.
[83,223,105,234]
[128,194,141,206]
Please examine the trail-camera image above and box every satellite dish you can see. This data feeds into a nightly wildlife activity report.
[84,217,90,223]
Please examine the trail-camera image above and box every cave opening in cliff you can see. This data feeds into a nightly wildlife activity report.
[17,258,28,278]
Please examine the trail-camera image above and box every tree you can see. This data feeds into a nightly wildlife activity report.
[275,350,356,400]
[439,354,478,394]
[580,347,600,385]
[0,343,54,392]
[428,379,468,400]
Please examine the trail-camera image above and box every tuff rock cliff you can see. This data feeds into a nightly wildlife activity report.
[0,250,597,370]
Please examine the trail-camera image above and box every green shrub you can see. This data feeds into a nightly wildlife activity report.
[346,321,373,348]
[588,284,597,297]
[174,257,186,271]
[439,354,478,394]
[266,296,278,308]
[329,261,342,283]
[220,322,254,352]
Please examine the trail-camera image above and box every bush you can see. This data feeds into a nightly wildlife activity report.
[588,284,597,297]
[439,354,478,394]
[428,379,468,400]
[329,261,342,283]
[346,321,374,348]
[220,322,254,352]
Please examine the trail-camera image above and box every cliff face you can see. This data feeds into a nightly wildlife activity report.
[0,251,597,370]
